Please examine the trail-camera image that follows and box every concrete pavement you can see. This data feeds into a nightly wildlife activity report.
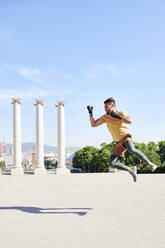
[0,173,165,248]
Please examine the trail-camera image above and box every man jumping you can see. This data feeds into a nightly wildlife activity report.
[87,97,157,182]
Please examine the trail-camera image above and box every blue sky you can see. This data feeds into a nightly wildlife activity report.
[0,0,165,147]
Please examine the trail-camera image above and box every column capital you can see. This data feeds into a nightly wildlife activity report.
[34,100,45,106]
[55,101,66,107]
[11,98,22,105]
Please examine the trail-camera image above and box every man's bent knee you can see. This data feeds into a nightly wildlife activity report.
[109,155,118,167]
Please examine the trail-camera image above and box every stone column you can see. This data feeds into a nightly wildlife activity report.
[55,101,70,174]
[34,100,46,174]
[11,98,24,175]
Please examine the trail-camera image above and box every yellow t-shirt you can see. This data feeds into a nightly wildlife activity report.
[99,110,130,142]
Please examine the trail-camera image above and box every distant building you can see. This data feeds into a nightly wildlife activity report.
[32,147,36,169]
[44,152,57,161]
[66,153,75,167]
[0,142,5,155]
[1,154,13,168]
[9,148,13,156]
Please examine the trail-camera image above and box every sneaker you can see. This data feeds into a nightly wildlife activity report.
[148,163,158,172]
[129,167,137,182]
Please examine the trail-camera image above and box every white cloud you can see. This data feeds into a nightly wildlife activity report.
[17,66,46,86]
[0,63,46,86]
[18,66,73,84]
[0,88,62,100]
[104,64,122,76]
[19,67,41,78]
[3,64,73,86]
[85,63,124,79]
[0,63,73,102]
[0,63,74,89]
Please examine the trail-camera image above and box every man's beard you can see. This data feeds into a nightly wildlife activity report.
[106,110,111,115]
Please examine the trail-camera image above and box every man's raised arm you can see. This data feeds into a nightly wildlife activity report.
[87,105,104,127]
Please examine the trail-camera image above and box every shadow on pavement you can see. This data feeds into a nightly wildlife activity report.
[0,206,93,216]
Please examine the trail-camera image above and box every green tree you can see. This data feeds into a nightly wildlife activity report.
[0,161,5,170]
[158,141,165,164]
[72,146,99,172]
[93,148,109,172]
[73,143,115,173]
[72,140,164,174]
[145,141,161,166]
[50,161,57,169]
[94,142,115,172]
[44,159,57,169]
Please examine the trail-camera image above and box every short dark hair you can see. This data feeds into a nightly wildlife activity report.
[104,97,116,105]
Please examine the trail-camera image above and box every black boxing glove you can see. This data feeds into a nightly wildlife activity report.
[111,111,122,120]
[87,105,93,116]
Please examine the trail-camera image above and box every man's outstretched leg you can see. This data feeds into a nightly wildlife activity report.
[109,154,137,182]
[125,141,157,172]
